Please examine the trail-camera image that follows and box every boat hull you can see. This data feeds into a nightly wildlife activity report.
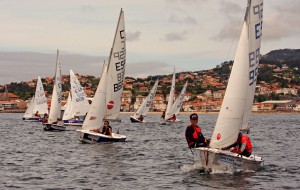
[193,147,263,172]
[43,123,66,131]
[22,117,42,122]
[63,119,84,126]
[130,116,143,123]
[76,129,126,143]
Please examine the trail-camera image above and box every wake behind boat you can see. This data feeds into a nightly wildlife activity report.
[77,9,126,143]
[193,0,263,172]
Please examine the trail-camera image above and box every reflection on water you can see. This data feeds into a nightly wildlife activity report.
[0,113,299,189]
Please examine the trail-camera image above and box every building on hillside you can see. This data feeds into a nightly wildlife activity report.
[261,100,296,111]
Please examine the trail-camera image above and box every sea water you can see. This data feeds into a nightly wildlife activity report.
[0,113,299,189]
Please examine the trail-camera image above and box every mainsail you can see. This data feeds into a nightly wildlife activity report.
[132,79,159,119]
[23,96,35,118]
[70,70,90,116]
[170,81,188,116]
[165,69,176,120]
[105,9,126,120]
[210,0,263,149]
[48,50,62,123]
[33,76,48,115]
[82,64,108,130]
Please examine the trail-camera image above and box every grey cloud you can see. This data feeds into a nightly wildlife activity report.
[169,15,197,25]
[126,61,172,78]
[127,31,141,42]
[163,30,189,41]
[0,52,106,85]
[0,52,173,85]
[80,5,96,13]
[262,1,300,41]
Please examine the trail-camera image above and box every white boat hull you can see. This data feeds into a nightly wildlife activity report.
[193,147,263,172]
[76,129,126,143]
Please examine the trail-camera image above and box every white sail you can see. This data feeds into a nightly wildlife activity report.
[210,0,263,149]
[62,92,73,120]
[132,79,159,119]
[170,81,188,116]
[23,96,35,118]
[165,69,176,120]
[105,9,126,120]
[70,69,90,116]
[33,76,48,115]
[82,64,108,130]
[48,50,63,123]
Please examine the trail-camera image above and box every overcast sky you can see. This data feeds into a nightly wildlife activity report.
[0,0,299,85]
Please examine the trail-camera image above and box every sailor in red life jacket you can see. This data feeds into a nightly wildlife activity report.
[185,113,209,148]
[227,132,253,157]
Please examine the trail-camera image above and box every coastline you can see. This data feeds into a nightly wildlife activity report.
[1,109,299,114]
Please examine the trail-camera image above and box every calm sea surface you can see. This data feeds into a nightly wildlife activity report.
[0,113,299,189]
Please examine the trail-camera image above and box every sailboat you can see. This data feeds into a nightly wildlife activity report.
[193,0,263,172]
[23,76,48,121]
[164,69,176,122]
[43,50,65,131]
[62,70,90,126]
[130,79,159,122]
[170,81,188,119]
[163,69,187,122]
[76,9,126,143]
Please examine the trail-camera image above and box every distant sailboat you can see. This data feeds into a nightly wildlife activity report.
[193,0,263,172]
[130,79,159,122]
[76,9,126,143]
[170,81,188,118]
[164,69,176,121]
[43,49,65,131]
[164,69,187,122]
[23,76,48,122]
[62,70,90,126]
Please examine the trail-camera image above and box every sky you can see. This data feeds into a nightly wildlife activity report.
[0,0,300,85]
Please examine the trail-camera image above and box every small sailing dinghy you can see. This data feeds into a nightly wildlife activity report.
[62,70,90,126]
[76,9,126,143]
[193,0,263,172]
[43,50,65,131]
[23,76,48,122]
[130,79,158,122]
[162,69,187,123]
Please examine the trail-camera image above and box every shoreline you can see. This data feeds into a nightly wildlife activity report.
[1,109,299,114]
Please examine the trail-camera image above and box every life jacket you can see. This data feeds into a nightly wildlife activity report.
[186,125,201,147]
[240,135,252,154]
[232,134,252,154]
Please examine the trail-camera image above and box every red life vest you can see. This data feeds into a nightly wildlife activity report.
[241,135,252,154]
[232,134,252,154]
[186,125,202,147]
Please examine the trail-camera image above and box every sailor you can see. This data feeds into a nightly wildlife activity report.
[35,111,41,118]
[185,113,209,148]
[138,115,144,122]
[161,111,165,119]
[101,120,112,137]
[226,132,253,157]
[168,114,176,121]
